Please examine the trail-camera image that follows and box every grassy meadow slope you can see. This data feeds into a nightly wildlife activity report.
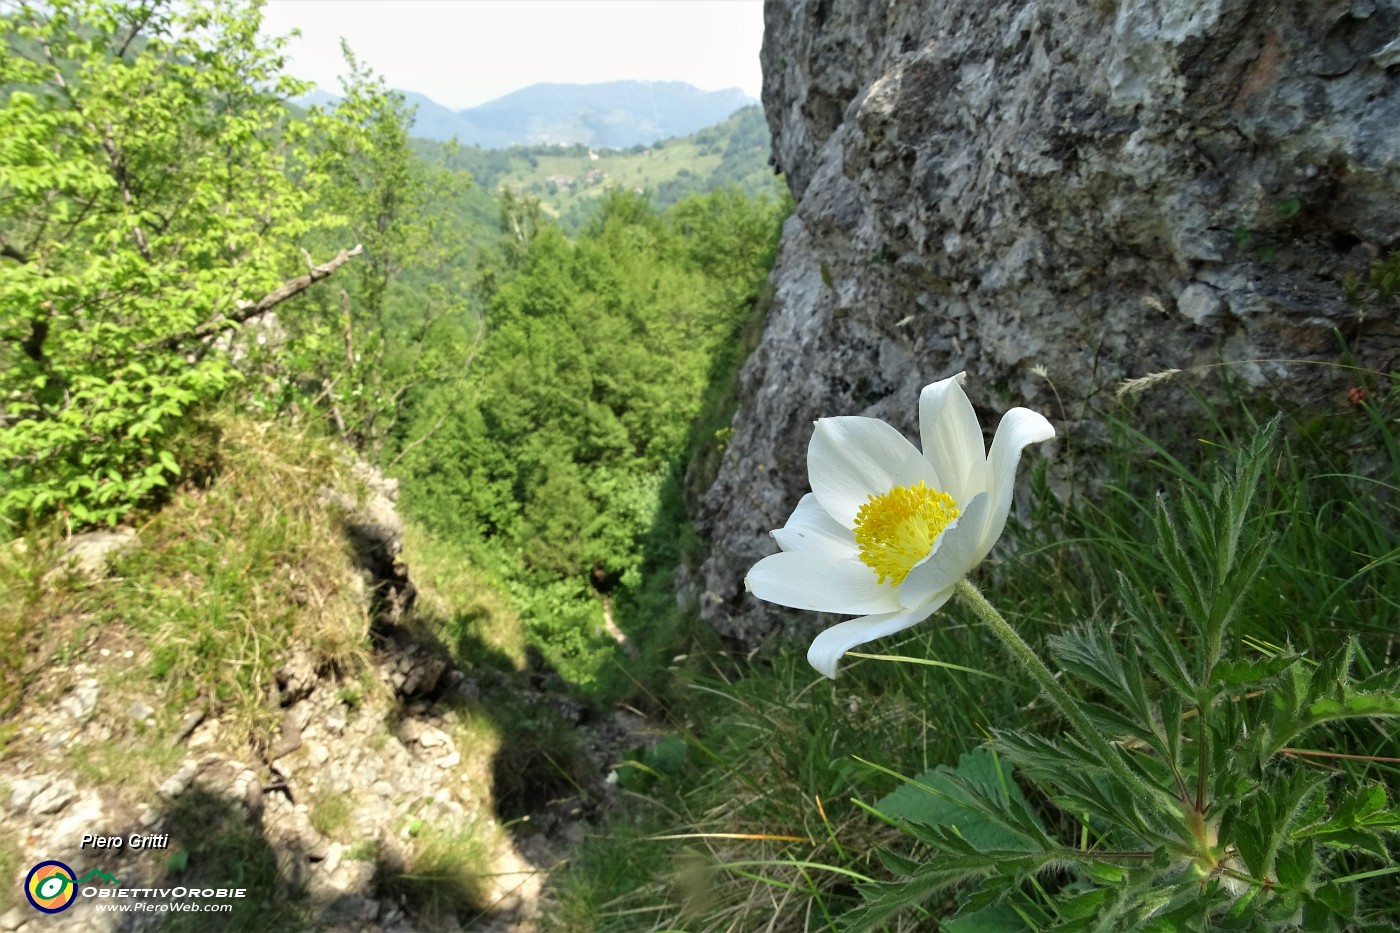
[416,105,781,235]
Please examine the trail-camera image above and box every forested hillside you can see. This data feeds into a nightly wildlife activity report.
[415,104,781,234]
[0,1,787,927]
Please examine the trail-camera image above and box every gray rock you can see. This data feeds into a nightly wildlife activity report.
[169,707,207,746]
[276,648,320,705]
[29,778,77,816]
[157,759,198,798]
[698,0,1400,645]
[53,528,137,580]
[59,680,100,723]
[417,727,449,749]
[7,775,48,814]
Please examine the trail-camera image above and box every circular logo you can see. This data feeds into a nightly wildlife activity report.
[25,860,78,913]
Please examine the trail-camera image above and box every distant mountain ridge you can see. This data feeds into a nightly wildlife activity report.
[300,80,755,149]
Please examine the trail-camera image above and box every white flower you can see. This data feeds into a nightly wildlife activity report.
[744,372,1055,679]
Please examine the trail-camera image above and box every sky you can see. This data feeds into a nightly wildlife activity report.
[259,0,765,111]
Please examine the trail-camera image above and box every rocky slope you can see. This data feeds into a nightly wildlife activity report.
[2,462,640,932]
[696,0,1400,644]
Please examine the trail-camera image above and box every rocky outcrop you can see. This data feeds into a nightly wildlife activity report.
[321,461,417,629]
[1,455,654,932]
[0,657,527,932]
[697,0,1400,643]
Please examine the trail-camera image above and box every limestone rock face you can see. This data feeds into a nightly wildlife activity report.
[697,0,1400,643]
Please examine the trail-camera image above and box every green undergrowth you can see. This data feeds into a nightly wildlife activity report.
[0,406,374,763]
[545,371,1400,931]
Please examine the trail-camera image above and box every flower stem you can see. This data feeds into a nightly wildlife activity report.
[955,579,1162,803]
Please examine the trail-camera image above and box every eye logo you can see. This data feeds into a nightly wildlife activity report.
[25,860,78,913]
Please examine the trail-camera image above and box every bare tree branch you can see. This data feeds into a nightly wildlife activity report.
[115,4,156,60]
[194,244,364,340]
[386,409,449,471]
[340,288,355,370]
[141,244,363,353]
[0,236,30,264]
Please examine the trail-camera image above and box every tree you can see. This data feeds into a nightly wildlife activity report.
[292,43,477,462]
[0,0,355,527]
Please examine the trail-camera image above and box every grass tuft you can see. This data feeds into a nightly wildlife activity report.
[0,406,375,759]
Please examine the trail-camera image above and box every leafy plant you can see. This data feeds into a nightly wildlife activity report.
[0,0,353,526]
[850,423,1400,930]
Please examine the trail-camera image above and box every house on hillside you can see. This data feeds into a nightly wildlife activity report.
[545,174,574,190]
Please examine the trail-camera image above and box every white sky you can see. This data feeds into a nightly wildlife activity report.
[259,0,765,110]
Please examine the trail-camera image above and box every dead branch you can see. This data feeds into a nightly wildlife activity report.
[340,288,355,370]
[386,409,449,471]
[134,244,362,355]
[205,244,365,337]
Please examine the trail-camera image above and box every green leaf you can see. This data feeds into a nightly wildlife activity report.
[1056,888,1113,921]
[166,849,189,874]
[1273,842,1314,888]
[1081,861,1125,885]
[875,746,1047,853]
[1210,654,1296,689]
[942,903,1029,932]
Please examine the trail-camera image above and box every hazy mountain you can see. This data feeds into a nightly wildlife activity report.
[300,80,756,149]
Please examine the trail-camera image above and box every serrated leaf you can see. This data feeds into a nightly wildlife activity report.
[1232,816,1269,880]
[1310,881,1357,916]
[875,746,1046,853]
[1310,828,1389,859]
[1307,692,1400,721]
[1273,842,1314,887]
[876,847,920,877]
[1210,654,1295,689]
[1057,887,1114,921]
[942,903,1028,932]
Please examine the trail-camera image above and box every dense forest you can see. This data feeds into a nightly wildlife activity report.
[0,1,788,924]
[0,0,787,694]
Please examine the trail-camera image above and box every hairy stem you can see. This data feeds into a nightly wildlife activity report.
[955,579,1167,807]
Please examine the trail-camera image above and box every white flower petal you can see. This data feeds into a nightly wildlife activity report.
[771,494,857,558]
[898,492,991,608]
[918,373,987,504]
[974,407,1056,562]
[806,592,955,679]
[745,551,902,615]
[808,417,939,528]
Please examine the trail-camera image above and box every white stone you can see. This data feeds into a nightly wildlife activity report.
[29,779,77,816]
[7,776,47,814]
[322,842,343,877]
[418,727,449,749]
[58,682,100,723]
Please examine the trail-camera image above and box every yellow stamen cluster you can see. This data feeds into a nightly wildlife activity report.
[853,481,960,585]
